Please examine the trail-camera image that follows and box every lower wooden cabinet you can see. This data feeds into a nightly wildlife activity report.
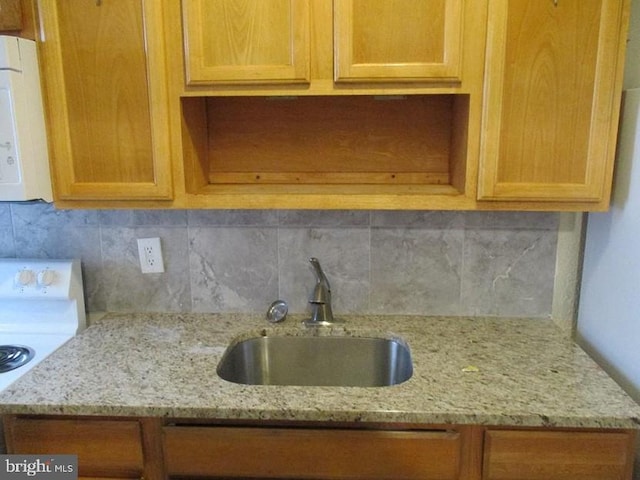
[2,416,637,480]
[483,430,636,480]
[163,426,464,479]
[3,416,145,479]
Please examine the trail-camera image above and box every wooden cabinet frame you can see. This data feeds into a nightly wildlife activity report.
[37,0,632,211]
[163,0,489,211]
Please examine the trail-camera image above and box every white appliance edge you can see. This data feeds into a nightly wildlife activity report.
[0,35,52,202]
[0,258,86,392]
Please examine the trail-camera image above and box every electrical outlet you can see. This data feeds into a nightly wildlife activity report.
[137,237,165,274]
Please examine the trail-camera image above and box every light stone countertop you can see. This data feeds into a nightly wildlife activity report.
[0,313,639,428]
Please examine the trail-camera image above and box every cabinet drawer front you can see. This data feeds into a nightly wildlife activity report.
[8,418,144,478]
[483,430,634,480]
[164,426,462,479]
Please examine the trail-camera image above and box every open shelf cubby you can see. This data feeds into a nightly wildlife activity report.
[181,94,470,196]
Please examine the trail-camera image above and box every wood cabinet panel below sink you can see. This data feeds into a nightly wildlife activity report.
[3,416,638,480]
[164,426,464,479]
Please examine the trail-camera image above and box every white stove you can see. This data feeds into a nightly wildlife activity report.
[0,259,85,392]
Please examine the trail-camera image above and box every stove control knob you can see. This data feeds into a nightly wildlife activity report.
[37,270,56,287]
[14,269,35,287]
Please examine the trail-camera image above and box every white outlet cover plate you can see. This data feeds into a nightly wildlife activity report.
[137,237,165,274]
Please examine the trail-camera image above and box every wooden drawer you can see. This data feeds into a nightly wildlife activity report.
[164,426,463,479]
[483,430,635,480]
[7,417,144,478]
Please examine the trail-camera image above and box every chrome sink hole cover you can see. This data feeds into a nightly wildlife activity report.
[0,345,35,373]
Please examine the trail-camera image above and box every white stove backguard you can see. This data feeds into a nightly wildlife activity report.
[0,258,86,392]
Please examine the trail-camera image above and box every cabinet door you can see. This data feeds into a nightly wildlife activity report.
[483,430,635,480]
[0,0,22,31]
[37,0,172,201]
[6,417,145,478]
[182,0,310,85]
[478,0,629,203]
[334,0,464,83]
[164,426,463,479]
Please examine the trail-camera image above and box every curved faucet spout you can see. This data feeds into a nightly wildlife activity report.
[309,257,331,303]
[305,257,335,326]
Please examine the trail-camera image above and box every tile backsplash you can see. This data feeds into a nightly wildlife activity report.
[0,202,559,317]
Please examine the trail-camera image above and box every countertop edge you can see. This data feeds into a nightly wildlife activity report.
[1,403,639,430]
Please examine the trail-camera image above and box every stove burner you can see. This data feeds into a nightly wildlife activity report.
[0,345,35,373]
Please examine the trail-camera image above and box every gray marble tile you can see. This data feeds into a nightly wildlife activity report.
[100,227,191,312]
[10,202,99,227]
[371,211,465,229]
[460,229,558,317]
[0,204,12,226]
[189,227,278,312]
[0,205,15,257]
[11,219,100,261]
[187,210,278,226]
[370,227,464,315]
[99,209,188,226]
[0,227,15,257]
[465,211,560,230]
[2,203,564,319]
[278,210,370,227]
[278,228,370,314]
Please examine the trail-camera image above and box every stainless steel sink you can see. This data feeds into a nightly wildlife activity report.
[217,335,413,387]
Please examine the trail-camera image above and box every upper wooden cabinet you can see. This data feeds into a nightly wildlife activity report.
[334,0,464,83]
[181,0,466,87]
[37,0,172,201]
[34,0,630,210]
[182,0,311,85]
[478,0,630,204]
[0,0,22,31]
[170,0,487,210]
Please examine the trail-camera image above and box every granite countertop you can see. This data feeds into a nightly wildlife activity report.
[0,313,639,428]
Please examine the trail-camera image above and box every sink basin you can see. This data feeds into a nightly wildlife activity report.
[217,335,413,387]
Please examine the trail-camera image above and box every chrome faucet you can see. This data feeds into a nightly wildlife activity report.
[304,257,335,327]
